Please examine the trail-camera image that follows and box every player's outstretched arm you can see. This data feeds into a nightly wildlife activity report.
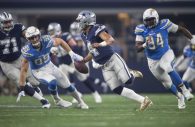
[177,26,195,44]
[91,31,115,48]
[53,38,83,61]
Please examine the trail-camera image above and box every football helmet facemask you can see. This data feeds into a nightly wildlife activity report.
[0,12,14,32]
[143,8,159,28]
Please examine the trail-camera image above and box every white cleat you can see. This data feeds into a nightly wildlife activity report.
[183,90,194,101]
[129,69,143,78]
[177,93,186,109]
[139,96,153,111]
[41,99,51,109]
[56,99,72,108]
[92,91,102,103]
[77,102,89,109]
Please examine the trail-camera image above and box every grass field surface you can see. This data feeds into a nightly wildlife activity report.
[0,94,194,127]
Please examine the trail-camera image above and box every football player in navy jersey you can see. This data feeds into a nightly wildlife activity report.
[70,22,108,94]
[20,26,88,109]
[47,22,102,103]
[76,10,152,111]
[0,12,46,105]
[135,8,194,109]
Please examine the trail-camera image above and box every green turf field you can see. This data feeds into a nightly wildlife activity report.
[0,94,194,127]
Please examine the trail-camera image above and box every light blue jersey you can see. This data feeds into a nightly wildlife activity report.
[21,35,53,69]
[135,19,176,60]
[183,45,195,68]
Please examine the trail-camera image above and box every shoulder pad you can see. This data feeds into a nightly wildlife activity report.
[13,23,26,31]
[160,19,172,30]
[95,24,106,36]
[21,45,32,58]
[42,35,51,42]
[135,24,145,35]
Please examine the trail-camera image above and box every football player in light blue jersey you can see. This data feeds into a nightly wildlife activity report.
[76,10,152,111]
[135,8,194,109]
[0,12,45,104]
[174,43,195,92]
[48,22,102,103]
[20,26,89,109]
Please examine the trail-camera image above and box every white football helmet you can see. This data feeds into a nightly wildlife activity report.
[76,10,96,30]
[25,26,41,47]
[0,12,14,31]
[47,22,62,37]
[143,8,159,28]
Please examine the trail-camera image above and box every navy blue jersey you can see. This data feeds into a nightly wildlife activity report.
[57,32,73,65]
[81,24,114,64]
[183,45,195,68]
[0,23,25,62]
[21,35,53,69]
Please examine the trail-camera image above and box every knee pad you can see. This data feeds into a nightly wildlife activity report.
[160,62,173,73]
[48,80,58,91]
[113,85,124,95]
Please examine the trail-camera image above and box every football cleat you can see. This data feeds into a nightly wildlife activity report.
[77,102,89,109]
[139,96,152,111]
[56,99,72,108]
[182,90,194,101]
[41,99,51,109]
[92,91,102,103]
[177,93,186,109]
[129,69,143,78]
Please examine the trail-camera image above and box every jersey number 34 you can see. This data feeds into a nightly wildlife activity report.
[146,33,164,50]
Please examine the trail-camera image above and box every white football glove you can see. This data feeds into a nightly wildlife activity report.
[50,47,58,55]
[69,51,83,62]
[92,59,103,69]
[16,91,25,102]
[190,36,195,45]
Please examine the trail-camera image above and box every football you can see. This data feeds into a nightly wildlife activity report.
[74,61,89,74]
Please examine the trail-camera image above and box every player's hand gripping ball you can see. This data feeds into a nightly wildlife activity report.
[74,61,89,74]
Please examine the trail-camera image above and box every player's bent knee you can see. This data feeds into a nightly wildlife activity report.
[48,80,58,91]
[113,85,124,95]
[124,76,134,85]
[160,64,173,73]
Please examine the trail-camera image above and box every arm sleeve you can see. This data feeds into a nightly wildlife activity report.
[135,35,144,42]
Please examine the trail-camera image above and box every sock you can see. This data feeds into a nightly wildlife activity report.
[70,89,84,104]
[48,80,60,101]
[168,71,183,87]
[121,87,144,103]
[24,85,44,100]
[83,78,96,93]
[183,81,190,89]
[169,84,179,97]
[33,92,45,101]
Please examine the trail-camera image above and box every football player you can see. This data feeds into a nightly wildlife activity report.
[70,22,108,94]
[76,10,152,111]
[20,26,89,109]
[135,8,194,109]
[174,43,195,92]
[0,12,45,104]
[47,22,102,103]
